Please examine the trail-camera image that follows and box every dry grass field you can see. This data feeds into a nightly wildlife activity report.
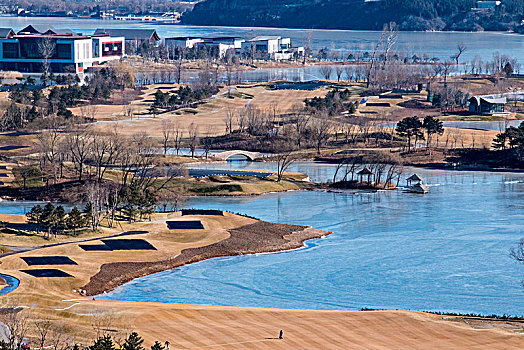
[87,84,329,138]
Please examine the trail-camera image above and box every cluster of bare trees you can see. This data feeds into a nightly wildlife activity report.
[332,153,404,188]
[469,52,521,77]
[32,120,188,228]
[223,102,336,155]
[0,308,74,350]
[0,305,145,350]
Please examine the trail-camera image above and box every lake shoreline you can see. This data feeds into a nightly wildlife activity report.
[84,221,330,296]
[2,15,522,35]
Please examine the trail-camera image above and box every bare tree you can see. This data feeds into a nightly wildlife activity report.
[85,182,108,231]
[173,122,183,155]
[291,104,310,148]
[37,118,63,185]
[309,117,332,154]
[49,322,73,350]
[224,105,235,135]
[332,158,352,183]
[161,120,173,156]
[274,142,297,182]
[303,31,313,64]
[38,37,56,86]
[237,108,247,133]
[174,51,184,84]
[188,123,199,158]
[79,103,99,121]
[382,22,398,69]
[1,308,30,350]
[65,128,93,181]
[122,103,135,119]
[366,30,385,88]
[319,65,333,81]
[34,317,53,350]
[91,129,121,183]
[440,61,455,85]
[91,309,115,340]
[201,126,215,158]
[335,65,344,82]
[344,65,355,82]
[452,43,467,65]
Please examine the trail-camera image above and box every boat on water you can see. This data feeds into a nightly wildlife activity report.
[406,174,429,193]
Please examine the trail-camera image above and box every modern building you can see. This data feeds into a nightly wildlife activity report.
[164,36,204,50]
[0,28,15,39]
[94,28,160,46]
[241,36,303,60]
[198,37,244,57]
[468,95,506,115]
[165,35,302,60]
[0,29,125,74]
[165,36,244,57]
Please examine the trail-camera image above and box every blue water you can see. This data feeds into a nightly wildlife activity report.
[0,274,20,296]
[1,17,524,66]
[99,164,524,316]
[0,200,72,215]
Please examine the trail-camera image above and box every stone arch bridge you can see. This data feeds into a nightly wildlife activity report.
[212,150,263,161]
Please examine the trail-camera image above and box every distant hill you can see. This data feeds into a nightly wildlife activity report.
[182,0,524,32]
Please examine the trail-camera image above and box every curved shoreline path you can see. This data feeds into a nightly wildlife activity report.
[83,222,327,296]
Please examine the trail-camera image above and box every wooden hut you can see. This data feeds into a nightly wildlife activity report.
[406,174,429,193]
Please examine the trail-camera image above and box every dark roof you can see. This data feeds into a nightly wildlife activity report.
[469,95,507,105]
[18,24,57,34]
[165,36,202,40]
[54,29,75,35]
[357,167,374,175]
[407,174,423,182]
[202,36,240,42]
[94,28,160,41]
[0,28,15,38]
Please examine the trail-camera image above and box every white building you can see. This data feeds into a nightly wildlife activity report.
[165,36,244,57]
[165,36,204,50]
[198,37,244,57]
[241,36,303,60]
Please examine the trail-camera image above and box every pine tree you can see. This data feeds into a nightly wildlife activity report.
[26,204,43,234]
[150,341,165,350]
[67,206,86,235]
[422,116,444,150]
[123,332,145,350]
[54,205,67,236]
[89,336,116,350]
[41,202,56,239]
[396,116,424,153]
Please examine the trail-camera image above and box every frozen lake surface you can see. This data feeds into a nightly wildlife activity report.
[99,164,524,316]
